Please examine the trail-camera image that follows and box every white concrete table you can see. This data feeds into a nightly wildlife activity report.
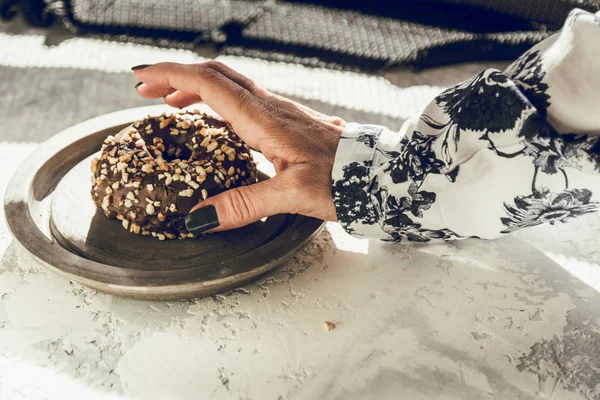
[2,141,600,400]
[1,29,599,400]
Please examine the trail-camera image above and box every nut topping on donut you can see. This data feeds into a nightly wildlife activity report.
[90,110,258,239]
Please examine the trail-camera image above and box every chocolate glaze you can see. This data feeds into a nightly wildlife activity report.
[90,110,257,240]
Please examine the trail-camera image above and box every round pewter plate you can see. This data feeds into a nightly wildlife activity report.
[3,104,324,300]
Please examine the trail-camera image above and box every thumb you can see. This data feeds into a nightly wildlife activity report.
[184,178,286,234]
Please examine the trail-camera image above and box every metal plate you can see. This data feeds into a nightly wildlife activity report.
[3,104,324,300]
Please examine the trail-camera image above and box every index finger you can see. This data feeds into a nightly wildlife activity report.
[133,62,259,134]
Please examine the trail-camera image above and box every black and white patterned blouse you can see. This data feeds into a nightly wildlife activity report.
[332,9,600,242]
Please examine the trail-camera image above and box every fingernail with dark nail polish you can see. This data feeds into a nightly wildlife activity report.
[131,64,152,71]
[134,82,143,89]
[185,205,219,234]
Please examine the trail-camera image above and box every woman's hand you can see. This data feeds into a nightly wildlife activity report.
[133,61,344,233]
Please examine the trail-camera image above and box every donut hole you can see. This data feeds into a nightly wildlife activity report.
[162,140,192,162]
[143,132,193,163]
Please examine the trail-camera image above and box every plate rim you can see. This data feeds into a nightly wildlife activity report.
[3,104,324,299]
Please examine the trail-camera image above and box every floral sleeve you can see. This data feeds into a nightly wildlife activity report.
[331,9,600,242]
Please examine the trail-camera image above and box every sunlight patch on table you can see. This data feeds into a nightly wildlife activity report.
[326,222,369,254]
[544,251,600,292]
[0,33,443,120]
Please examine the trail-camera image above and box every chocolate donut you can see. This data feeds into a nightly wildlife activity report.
[90,110,257,240]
